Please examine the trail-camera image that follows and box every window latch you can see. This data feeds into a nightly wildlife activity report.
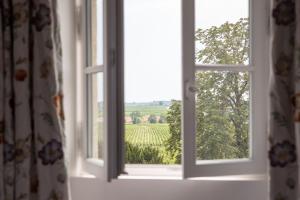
[110,49,116,66]
[185,81,197,100]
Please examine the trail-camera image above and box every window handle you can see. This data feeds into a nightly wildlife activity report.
[185,81,197,100]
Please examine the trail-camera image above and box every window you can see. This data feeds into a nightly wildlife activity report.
[182,0,268,178]
[78,0,269,180]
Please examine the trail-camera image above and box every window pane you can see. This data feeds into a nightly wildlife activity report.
[195,0,249,65]
[89,73,104,159]
[124,0,182,165]
[195,71,250,161]
[90,0,104,66]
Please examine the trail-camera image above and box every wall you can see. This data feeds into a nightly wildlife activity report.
[59,0,77,176]
[70,177,268,200]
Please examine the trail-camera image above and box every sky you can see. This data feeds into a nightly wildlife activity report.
[97,0,248,103]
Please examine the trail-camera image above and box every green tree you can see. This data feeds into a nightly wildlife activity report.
[195,18,249,65]
[195,18,250,159]
[148,114,157,124]
[195,71,249,159]
[158,115,166,123]
[164,18,250,163]
[164,100,181,164]
[130,111,142,124]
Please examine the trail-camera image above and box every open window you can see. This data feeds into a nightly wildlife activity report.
[182,0,268,178]
[78,0,269,180]
[79,0,106,178]
[79,0,123,180]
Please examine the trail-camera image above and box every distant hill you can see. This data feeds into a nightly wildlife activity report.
[125,101,171,107]
[125,101,172,119]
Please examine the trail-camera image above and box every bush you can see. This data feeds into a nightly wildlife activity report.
[125,142,164,164]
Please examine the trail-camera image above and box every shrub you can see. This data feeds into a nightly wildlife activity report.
[125,142,164,164]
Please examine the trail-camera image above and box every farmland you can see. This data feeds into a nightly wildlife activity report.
[124,102,172,164]
[125,102,170,116]
[125,123,171,164]
[125,124,170,146]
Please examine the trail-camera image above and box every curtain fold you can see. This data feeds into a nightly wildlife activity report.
[0,0,68,199]
[270,0,300,199]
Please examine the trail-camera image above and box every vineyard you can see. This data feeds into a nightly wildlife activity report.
[125,123,171,164]
[125,124,170,146]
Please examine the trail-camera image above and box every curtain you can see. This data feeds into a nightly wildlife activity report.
[269,0,300,199]
[0,0,69,199]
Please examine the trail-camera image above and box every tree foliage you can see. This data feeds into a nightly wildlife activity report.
[195,18,249,65]
[164,100,181,164]
[165,18,250,162]
[195,18,250,159]
[148,114,157,124]
[195,71,249,159]
[130,111,142,124]
[158,115,166,123]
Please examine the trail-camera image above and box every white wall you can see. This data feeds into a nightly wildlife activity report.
[59,0,77,176]
[70,177,268,200]
[59,1,269,200]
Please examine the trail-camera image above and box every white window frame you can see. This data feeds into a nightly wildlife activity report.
[76,0,122,181]
[182,0,269,178]
[77,0,270,179]
[78,0,106,179]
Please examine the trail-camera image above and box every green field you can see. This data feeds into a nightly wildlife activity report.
[125,124,170,146]
[125,103,169,116]
[125,123,171,164]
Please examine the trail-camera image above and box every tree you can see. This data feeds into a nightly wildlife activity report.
[164,100,181,164]
[148,114,157,124]
[195,18,250,159]
[195,71,249,159]
[195,18,249,65]
[130,111,142,124]
[164,18,250,163]
[158,115,166,123]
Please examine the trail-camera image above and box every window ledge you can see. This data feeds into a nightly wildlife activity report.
[74,163,267,181]
[124,164,181,177]
[71,173,267,182]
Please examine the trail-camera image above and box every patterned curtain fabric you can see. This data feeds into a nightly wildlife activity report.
[269,0,300,199]
[0,0,69,199]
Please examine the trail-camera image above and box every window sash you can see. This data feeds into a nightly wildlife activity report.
[182,0,269,178]
[80,0,108,180]
[85,65,104,74]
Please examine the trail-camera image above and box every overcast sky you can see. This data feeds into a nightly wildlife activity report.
[97,0,248,103]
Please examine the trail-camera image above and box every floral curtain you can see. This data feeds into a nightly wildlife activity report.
[269,0,300,199]
[0,0,69,199]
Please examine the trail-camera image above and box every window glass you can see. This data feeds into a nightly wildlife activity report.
[124,0,182,165]
[89,73,105,159]
[195,0,249,65]
[195,71,250,161]
[91,0,104,66]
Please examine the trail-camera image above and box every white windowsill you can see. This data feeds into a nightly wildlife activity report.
[75,163,267,181]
